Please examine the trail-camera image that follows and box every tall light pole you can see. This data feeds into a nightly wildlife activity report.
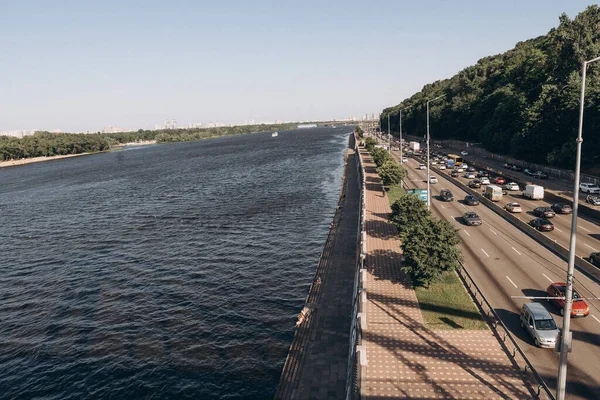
[388,113,391,154]
[399,108,404,164]
[556,54,600,400]
[426,95,445,209]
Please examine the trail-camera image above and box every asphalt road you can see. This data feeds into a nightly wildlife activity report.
[435,143,600,219]
[394,151,600,400]
[434,166,600,263]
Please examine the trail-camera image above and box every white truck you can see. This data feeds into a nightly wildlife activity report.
[484,185,503,201]
[409,141,420,152]
[523,184,544,200]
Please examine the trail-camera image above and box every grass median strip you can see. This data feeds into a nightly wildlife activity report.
[414,271,488,330]
[386,184,406,206]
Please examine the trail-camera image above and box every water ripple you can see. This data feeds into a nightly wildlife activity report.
[0,127,349,399]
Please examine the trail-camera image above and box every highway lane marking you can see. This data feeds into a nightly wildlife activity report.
[592,315,600,324]
[554,227,563,232]
[542,274,554,283]
[580,226,592,233]
[506,276,518,288]
[585,244,599,252]
[463,230,471,237]
[511,247,522,255]
[440,205,445,209]
[481,248,490,257]
[490,229,498,235]
[460,203,466,209]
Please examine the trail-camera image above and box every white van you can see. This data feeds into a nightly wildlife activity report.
[523,184,544,200]
[520,302,559,348]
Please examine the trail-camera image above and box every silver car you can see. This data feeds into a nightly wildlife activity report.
[520,302,559,348]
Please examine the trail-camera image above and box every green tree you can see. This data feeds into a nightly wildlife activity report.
[377,160,407,186]
[388,195,431,237]
[355,126,364,138]
[401,217,462,287]
[364,137,377,151]
[380,6,600,171]
[370,147,391,167]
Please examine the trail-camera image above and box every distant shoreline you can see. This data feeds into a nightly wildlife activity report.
[0,140,157,169]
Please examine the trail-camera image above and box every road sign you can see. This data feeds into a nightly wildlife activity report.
[407,189,428,202]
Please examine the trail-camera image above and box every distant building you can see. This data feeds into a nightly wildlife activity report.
[0,129,38,138]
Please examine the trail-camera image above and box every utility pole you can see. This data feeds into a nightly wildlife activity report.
[556,54,600,400]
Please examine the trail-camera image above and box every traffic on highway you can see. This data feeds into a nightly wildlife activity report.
[385,141,600,400]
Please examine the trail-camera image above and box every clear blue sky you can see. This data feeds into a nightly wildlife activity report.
[0,0,594,132]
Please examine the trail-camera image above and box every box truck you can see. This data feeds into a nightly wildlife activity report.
[409,141,420,152]
[523,184,544,200]
[484,185,503,201]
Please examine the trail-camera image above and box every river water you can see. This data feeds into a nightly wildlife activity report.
[0,127,349,399]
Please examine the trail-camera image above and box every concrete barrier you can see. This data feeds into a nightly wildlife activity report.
[416,156,600,282]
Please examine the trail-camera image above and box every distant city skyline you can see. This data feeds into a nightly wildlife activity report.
[0,1,595,132]
[0,115,363,138]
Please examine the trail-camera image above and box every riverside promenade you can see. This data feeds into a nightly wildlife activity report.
[358,147,535,399]
[275,137,361,399]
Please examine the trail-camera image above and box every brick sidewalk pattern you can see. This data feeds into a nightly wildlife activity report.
[359,147,535,399]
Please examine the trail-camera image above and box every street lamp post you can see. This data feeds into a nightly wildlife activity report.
[399,108,406,164]
[426,95,444,209]
[388,113,391,154]
[556,55,600,400]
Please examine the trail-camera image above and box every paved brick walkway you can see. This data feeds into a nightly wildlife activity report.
[359,147,534,399]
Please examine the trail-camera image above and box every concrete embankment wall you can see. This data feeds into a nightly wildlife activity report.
[275,133,361,399]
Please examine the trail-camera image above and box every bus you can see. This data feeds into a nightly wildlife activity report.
[447,154,464,166]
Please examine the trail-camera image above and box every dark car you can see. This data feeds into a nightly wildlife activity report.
[529,218,554,231]
[503,163,514,169]
[463,212,482,226]
[533,171,549,179]
[477,171,489,178]
[450,170,459,177]
[493,176,507,185]
[533,207,555,218]
[524,168,534,176]
[465,195,480,206]
[439,189,454,201]
[467,166,476,172]
[546,283,589,317]
[468,179,482,188]
[551,203,572,214]
[511,165,523,172]
[591,252,600,267]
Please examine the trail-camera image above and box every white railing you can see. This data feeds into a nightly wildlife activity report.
[345,134,368,400]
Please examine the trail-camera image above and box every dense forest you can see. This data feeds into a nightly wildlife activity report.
[0,123,298,161]
[382,6,600,170]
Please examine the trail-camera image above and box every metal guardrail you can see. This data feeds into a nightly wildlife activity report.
[345,134,367,400]
[457,263,555,400]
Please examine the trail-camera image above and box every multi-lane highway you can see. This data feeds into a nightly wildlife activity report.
[435,164,600,263]
[394,151,600,400]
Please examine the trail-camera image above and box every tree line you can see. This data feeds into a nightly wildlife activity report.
[381,5,600,170]
[0,123,299,161]
[365,138,459,286]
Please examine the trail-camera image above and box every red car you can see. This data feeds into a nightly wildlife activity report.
[546,283,590,317]
[493,177,507,185]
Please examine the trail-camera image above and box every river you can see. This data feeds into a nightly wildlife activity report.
[0,127,349,399]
